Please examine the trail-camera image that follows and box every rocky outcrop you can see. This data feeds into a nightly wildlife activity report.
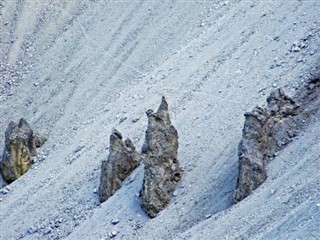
[99,128,140,203]
[234,78,320,202]
[140,96,181,218]
[0,118,47,183]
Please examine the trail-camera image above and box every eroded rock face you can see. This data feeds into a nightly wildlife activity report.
[235,78,320,202]
[140,96,181,218]
[0,118,47,183]
[99,128,140,203]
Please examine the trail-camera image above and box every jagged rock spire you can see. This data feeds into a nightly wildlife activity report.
[140,97,181,218]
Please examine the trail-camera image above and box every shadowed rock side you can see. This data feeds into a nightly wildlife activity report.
[235,78,320,202]
[99,128,140,203]
[0,118,47,183]
[140,96,181,218]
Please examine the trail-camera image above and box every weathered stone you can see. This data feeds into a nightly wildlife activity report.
[235,79,320,202]
[0,119,35,183]
[234,107,269,203]
[99,128,140,203]
[0,118,47,183]
[234,89,300,202]
[140,96,181,218]
[33,132,47,148]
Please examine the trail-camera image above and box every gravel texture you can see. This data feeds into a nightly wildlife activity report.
[0,1,319,239]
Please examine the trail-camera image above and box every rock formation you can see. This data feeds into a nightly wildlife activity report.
[235,78,320,202]
[0,118,47,183]
[140,96,181,218]
[99,128,140,203]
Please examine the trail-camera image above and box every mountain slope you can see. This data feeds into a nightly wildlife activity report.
[0,1,319,239]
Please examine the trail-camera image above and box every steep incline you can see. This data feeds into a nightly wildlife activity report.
[0,1,319,240]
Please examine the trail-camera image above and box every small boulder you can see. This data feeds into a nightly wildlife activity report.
[99,128,140,203]
[140,96,181,218]
[33,132,47,148]
[0,118,46,183]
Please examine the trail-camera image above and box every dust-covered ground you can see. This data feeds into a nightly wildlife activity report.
[0,1,319,239]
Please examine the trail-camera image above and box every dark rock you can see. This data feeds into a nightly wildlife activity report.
[235,79,320,202]
[99,128,140,203]
[140,96,181,218]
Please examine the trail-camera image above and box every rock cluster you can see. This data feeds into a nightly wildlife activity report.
[99,97,180,218]
[99,128,140,203]
[235,78,320,202]
[0,118,47,183]
[140,96,181,218]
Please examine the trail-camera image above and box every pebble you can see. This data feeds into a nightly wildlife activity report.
[1,188,9,195]
[109,231,118,238]
[44,227,52,235]
[316,203,320,207]
[27,227,36,234]
[273,36,280,41]
[132,117,140,123]
[292,46,301,52]
[111,219,120,225]
[296,58,305,63]
[119,117,127,124]
[205,214,212,219]
[1,186,11,194]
